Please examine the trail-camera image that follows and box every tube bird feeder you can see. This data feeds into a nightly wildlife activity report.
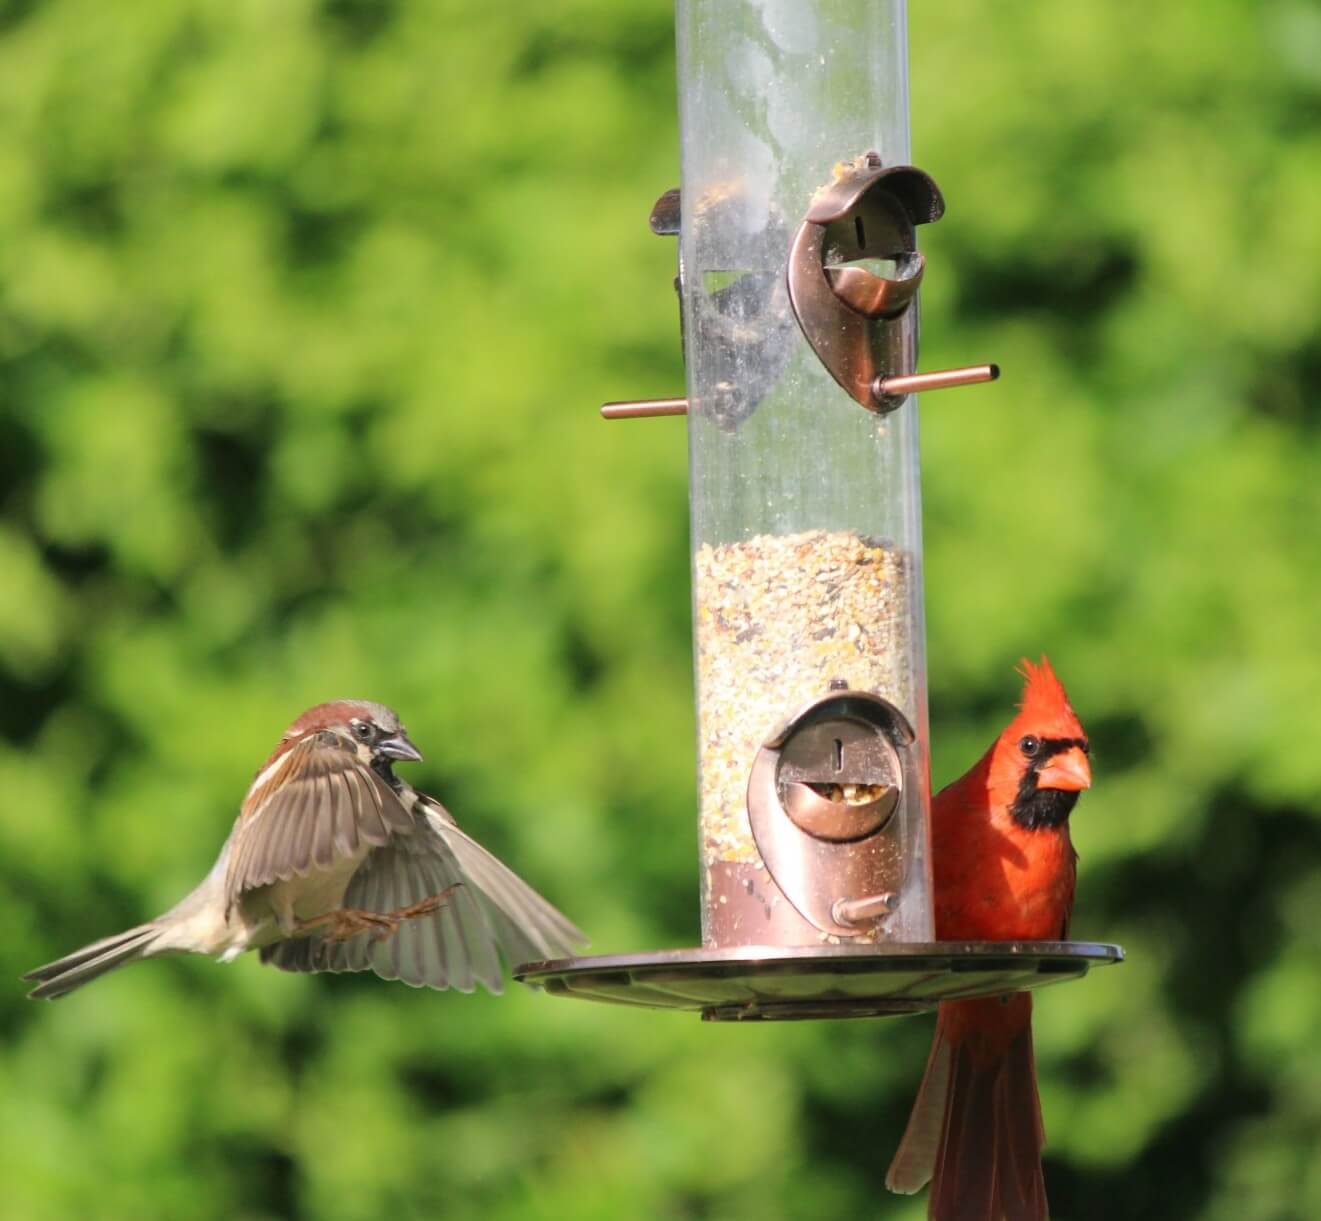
[518,0,1120,1020]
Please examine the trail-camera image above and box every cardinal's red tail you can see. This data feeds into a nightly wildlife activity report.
[886,994,1047,1221]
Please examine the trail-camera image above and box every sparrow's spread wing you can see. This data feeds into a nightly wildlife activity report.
[225,730,414,904]
[259,793,585,993]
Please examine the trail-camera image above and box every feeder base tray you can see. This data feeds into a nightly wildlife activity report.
[516,941,1123,1021]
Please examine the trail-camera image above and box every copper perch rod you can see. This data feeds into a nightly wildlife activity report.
[601,365,999,420]
[832,892,900,927]
[600,397,690,419]
[874,363,999,398]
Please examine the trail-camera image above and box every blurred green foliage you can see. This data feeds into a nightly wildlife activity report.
[1,2,1318,1218]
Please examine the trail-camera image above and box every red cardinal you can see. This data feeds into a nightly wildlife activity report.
[886,657,1091,1220]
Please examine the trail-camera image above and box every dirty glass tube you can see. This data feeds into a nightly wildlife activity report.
[677,0,933,946]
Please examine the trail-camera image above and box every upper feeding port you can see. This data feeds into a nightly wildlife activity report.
[809,153,944,319]
[788,153,997,412]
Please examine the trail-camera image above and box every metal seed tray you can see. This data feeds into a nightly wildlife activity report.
[515,941,1123,1021]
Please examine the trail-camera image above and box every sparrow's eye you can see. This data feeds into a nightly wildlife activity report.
[352,721,372,741]
[1019,735,1041,758]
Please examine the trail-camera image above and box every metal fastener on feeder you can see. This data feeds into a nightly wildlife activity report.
[518,0,1121,1021]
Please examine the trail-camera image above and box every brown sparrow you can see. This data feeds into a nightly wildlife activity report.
[25,700,585,999]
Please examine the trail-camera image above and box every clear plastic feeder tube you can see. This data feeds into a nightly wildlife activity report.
[677,0,932,946]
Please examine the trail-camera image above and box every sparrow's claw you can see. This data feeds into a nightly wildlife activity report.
[303,885,463,945]
[310,907,398,944]
[388,883,463,924]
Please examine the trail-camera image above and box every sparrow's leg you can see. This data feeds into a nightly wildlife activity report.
[298,886,461,944]
[296,907,397,942]
[384,884,462,923]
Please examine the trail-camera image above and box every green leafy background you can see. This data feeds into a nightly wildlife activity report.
[2,3,1318,1218]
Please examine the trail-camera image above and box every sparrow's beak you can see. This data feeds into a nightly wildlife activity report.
[1036,746,1091,792]
[378,732,423,763]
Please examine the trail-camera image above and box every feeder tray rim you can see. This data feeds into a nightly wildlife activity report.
[517,939,1123,976]
[515,940,1123,1021]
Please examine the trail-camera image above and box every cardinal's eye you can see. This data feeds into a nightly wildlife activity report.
[1019,735,1041,757]
[352,721,372,740]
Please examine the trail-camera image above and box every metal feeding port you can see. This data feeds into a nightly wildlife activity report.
[746,685,913,942]
[518,1,1121,1020]
[786,153,997,413]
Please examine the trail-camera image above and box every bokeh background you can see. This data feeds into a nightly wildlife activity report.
[2,2,1319,1218]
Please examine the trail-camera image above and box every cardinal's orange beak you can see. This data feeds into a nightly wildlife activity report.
[1036,746,1091,792]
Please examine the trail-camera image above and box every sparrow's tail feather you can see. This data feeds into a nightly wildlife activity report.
[887,994,1047,1221]
[23,922,166,1000]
